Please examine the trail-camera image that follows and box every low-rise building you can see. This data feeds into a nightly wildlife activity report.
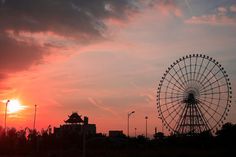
[54,112,96,136]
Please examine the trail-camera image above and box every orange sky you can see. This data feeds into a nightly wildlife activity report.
[0,0,236,137]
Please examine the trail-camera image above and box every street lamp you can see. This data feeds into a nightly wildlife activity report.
[145,116,148,138]
[33,104,37,130]
[127,111,135,137]
[5,100,10,134]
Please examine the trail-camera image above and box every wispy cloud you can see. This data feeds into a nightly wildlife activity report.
[88,97,118,116]
[185,4,236,26]
[154,0,182,17]
[230,5,236,12]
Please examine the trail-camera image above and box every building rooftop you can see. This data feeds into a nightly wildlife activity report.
[64,112,84,124]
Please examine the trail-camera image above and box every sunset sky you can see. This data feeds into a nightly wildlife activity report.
[0,0,236,136]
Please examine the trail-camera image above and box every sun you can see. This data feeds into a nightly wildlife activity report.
[7,99,26,114]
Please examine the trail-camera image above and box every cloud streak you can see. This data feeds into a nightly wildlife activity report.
[185,4,236,26]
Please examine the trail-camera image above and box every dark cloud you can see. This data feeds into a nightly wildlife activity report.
[0,0,140,38]
[0,32,46,72]
[0,0,144,83]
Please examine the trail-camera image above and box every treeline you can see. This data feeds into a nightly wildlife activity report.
[0,123,235,157]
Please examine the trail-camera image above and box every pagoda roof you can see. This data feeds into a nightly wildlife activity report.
[64,112,84,124]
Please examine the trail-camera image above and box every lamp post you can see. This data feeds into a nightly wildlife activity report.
[127,111,135,137]
[5,100,10,134]
[33,104,37,130]
[145,116,148,138]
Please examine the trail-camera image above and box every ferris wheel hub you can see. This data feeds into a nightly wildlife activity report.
[184,93,197,104]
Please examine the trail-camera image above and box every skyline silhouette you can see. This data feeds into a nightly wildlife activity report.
[0,0,236,139]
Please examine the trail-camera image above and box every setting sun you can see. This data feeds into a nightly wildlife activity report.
[3,99,26,114]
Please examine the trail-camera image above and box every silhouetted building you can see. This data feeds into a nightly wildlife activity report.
[109,130,124,138]
[64,112,84,124]
[54,112,96,136]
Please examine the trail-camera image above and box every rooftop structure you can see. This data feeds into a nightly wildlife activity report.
[54,112,96,136]
[64,112,84,124]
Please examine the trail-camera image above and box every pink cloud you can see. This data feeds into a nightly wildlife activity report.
[153,0,182,17]
[230,5,236,12]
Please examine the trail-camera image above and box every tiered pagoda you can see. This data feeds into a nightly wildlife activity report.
[54,112,96,136]
[64,112,84,124]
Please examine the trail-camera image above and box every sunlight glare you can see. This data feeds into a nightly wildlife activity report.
[3,99,26,114]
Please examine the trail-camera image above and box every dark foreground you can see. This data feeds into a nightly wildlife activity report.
[0,122,235,157]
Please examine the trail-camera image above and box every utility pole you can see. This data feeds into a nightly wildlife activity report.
[135,128,137,138]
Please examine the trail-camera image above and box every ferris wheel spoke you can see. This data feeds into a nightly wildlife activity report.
[160,85,183,93]
[190,57,192,81]
[175,104,190,133]
[165,77,185,92]
[177,62,188,85]
[160,95,184,100]
[199,97,227,107]
[201,76,225,93]
[174,103,188,132]
[198,59,211,84]
[200,83,227,94]
[198,97,225,109]
[195,104,212,130]
[195,57,205,82]
[192,56,198,81]
[201,97,227,103]
[159,98,182,107]
[162,91,184,96]
[200,91,229,96]
[168,105,184,126]
[159,95,184,100]
[200,69,222,91]
[183,58,190,83]
[199,63,217,86]
[197,101,218,124]
[163,101,183,121]
[161,100,183,113]
[171,66,187,89]
[200,77,227,93]
[167,71,186,91]
[198,99,221,116]
[163,101,182,118]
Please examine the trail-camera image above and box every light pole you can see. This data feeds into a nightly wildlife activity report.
[127,111,135,137]
[145,116,148,138]
[33,104,37,130]
[135,128,137,138]
[5,100,10,134]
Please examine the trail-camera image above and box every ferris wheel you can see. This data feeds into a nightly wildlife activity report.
[157,54,232,135]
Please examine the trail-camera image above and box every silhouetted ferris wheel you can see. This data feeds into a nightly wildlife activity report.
[157,54,232,135]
